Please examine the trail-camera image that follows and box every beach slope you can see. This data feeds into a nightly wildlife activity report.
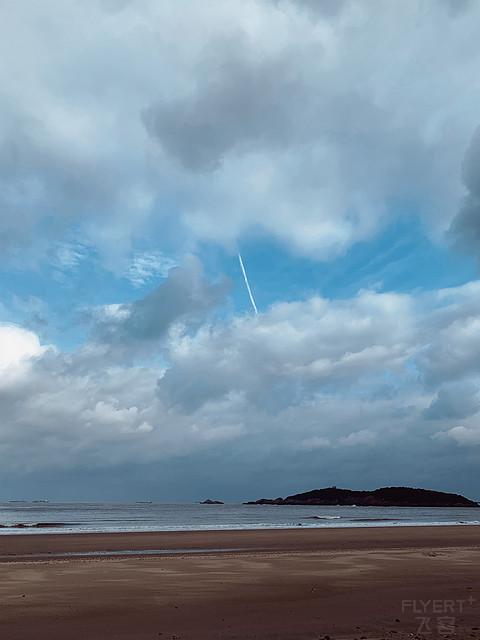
[0,526,479,639]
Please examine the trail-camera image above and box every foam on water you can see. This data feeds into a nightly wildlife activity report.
[0,502,479,535]
[0,547,244,560]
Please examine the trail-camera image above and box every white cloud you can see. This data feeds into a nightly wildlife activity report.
[417,281,480,386]
[0,1,479,266]
[2,2,480,497]
[2,276,480,477]
[52,240,90,271]
[434,425,480,446]
[159,289,416,412]
[0,324,46,378]
[339,429,376,447]
[125,250,177,288]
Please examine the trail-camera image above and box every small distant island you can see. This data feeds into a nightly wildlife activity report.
[245,486,478,508]
[200,499,224,504]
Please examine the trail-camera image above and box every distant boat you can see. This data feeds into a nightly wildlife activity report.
[32,500,49,503]
[136,501,153,504]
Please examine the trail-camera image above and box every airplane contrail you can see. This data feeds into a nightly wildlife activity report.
[238,253,258,315]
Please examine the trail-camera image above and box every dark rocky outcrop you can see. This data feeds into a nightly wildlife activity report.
[245,486,478,507]
[200,499,224,504]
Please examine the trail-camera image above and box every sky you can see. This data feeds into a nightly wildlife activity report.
[1,0,480,502]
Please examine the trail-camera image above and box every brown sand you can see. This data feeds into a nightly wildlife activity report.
[0,526,479,639]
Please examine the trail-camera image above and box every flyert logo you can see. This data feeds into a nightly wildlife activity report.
[401,597,476,636]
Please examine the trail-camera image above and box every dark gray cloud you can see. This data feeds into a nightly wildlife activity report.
[423,382,480,420]
[90,256,229,357]
[449,127,480,259]
[143,38,302,172]
[442,0,473,18]
[273,0,350,20]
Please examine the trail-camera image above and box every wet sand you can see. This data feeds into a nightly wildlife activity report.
[0,526,479,639]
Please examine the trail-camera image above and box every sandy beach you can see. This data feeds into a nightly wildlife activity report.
[0,526,479,639]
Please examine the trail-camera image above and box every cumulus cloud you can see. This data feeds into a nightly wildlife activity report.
[424,382,480,420]
[89,256,229,358]
[1,0,480,266]
[417,281,480,386]
[449,127,480,259]
[0,340,249,472]
[0,324,47,377]
[142,36,302,173]
[159,290,415,412]
[2,1,480,497]
[2,276,480,483]
[434,425,480,446]
[339,429,376,447]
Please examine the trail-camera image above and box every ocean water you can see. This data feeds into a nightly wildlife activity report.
[1,502,480,535]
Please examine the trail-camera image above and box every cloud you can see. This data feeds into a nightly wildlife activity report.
[2,277,480,488]
[0,324,46,376]
[449,126,480,259]
[142,35,301,173]
[125,250,177,288]
[51,241,90,271]
[434,425,480,446]
[158,289,415,413]
[3,1,480,496]
[339,429,376,447]
[299,435,331,450]
[416,281,480,386]
[277,0,349,19]
[423,382,480,420]
[1,1,480,266]
[89,256,229,358]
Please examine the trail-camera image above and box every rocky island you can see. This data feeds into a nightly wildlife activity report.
[245,486,478,507]
[200,499,224,504]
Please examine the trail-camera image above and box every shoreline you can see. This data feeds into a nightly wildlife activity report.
[2,519,480,535]
[1,523,479,560]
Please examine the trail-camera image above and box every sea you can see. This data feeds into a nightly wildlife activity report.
[1,502,480,535]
